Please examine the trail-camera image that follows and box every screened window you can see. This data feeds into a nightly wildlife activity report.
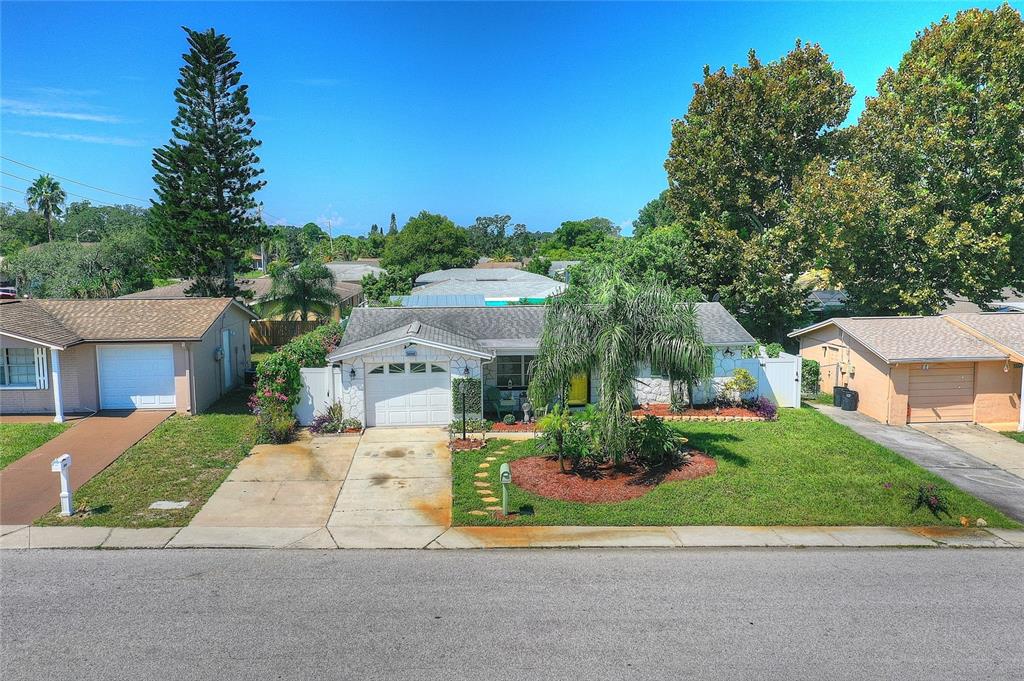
[496,355,534,388]
[368,365,384,375]
[1,348,39,388]
[429,363,447,373]
[387,363,406,374]
[409,362,427,374]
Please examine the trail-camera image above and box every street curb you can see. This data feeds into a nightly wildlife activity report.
[2,524,1021,550]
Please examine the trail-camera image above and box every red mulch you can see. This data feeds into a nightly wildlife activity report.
[450,438,486,451]
[490,421,535,432]
[632,403,760,419]
[509,452,717,503]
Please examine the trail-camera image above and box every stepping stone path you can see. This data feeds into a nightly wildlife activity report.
[474,472,488,478]
[481,497,499,503]
[478,462,490,468]
[485,457,497,461]
[473,481,489,487]
[477,491,493,497]
[467,510,488,516]
[485,506,502,511]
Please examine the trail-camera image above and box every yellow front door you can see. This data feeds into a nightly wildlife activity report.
[567,374,589,406]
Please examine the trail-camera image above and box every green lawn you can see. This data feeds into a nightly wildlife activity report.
[453,407,1020,528]
[0,422,70,469]
[1002,431,1024,444]
[250,344,275,367]
[806,391,835,406]
[36,390,256,528]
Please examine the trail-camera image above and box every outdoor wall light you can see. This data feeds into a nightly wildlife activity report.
[463,366,470,377]
[349,367,356,379]
[723,347,735,358]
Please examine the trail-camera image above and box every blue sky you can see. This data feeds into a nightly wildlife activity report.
[0,1,1004,236]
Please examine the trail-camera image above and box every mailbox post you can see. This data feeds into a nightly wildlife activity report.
[499,463,512,516]
[51,453,73,516]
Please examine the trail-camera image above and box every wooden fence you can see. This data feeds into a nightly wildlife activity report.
[250,319,323,347]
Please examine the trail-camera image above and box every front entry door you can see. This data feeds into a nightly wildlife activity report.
[567,374,589,406]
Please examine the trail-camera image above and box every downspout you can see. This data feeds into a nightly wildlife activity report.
[1018,366,1023,432]
[187,344,197,415]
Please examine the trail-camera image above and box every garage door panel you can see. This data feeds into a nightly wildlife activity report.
[908,364,974,423]
[365,364,451,427]
[98,345,176,410]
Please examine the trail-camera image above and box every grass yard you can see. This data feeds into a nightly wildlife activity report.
[1002,431,1024,445]
[250,344,275,367]
[36,390,256,528]
[806,391,835,406]
[0,422,70,469]
[453,406,1020,528]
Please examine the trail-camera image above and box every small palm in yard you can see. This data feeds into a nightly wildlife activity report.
[262,259,341,321]
[25,174,66,243]
[529,265,713,464]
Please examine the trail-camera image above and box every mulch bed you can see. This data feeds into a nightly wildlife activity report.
[450,438,486,451]
[632,403,765,421]
[490,422,535,432]
[509,451,717,503]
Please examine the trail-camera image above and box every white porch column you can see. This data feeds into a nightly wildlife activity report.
[1018,366,1023,432]
[50,349,65,423]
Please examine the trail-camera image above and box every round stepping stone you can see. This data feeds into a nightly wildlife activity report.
[467,510,488,516]
[485,506,502,511]
[481,496,499,503]
[478,462,490,468]
[473,481,489,487]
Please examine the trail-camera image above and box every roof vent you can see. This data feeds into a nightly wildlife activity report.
[407,321,421,335]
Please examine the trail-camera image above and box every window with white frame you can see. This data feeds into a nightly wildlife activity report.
[496,355,534,389]
[1,348,45,388]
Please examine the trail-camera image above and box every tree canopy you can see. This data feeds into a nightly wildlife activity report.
[380,211,476,282]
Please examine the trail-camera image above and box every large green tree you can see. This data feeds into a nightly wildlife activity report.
[150,27,267,297]
[24,175,66,243]
[853,3,1024,303]
[631,190,678,239]
[380,211,475,281]
[263,260,341,321]
[666,42,853,238]
[466,214,510,256]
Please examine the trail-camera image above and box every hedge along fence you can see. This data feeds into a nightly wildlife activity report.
[801,359,821,396]
[252,322,347,442]
[451,376,482,419]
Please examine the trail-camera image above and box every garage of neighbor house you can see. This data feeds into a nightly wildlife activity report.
[790,313,1024,430]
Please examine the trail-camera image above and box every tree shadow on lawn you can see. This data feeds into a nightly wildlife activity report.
[206,388,254,415]
[680,432,748,468]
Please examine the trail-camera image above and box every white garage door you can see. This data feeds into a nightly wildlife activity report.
[98,344,176,410]
[365,361,451,427]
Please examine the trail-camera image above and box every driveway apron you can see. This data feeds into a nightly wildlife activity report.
[0,411,172,525]
[328,427,451,548]
[814,404,1024,522]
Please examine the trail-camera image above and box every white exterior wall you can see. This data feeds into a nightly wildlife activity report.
[317,346,483,427]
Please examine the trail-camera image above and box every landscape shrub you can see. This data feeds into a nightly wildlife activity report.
[628,415,686,467]
[341,418,362,431]
[502,413,516,425]
[801,359,821,396]
[911,483,950,518]
[451,376,482,417]
[448,418,492,436]
[750,396,778,420]
[721,368,757,405]
[309,403,345,434]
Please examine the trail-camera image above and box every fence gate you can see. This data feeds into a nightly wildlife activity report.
[759,353,802,407]
[295,367,333,425]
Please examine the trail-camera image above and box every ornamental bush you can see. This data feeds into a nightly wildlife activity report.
[451,376,482,417]
[801,358,821,396]
[722,368,757,405]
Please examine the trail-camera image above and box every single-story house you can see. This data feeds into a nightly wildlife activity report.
[943,287,1024,314]
[411,268,566,305]
[473,258,524,270]
[320,303,757,427]
[122,275,364,320]
[0,297,255,421]
[324,261,385,283]
[790,313,1023,430]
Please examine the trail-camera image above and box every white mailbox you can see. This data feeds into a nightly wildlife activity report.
[51,453,73,516]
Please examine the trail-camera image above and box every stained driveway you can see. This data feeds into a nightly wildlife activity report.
[814,404,1024,522]
[327,427,451,548]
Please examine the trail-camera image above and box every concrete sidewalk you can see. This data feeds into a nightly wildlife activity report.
[0,411,172,525]
[2,523,1021,550]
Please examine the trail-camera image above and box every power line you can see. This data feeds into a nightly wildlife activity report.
[1,170,120,207]
[0,155,149,202]
[1,184,26,195]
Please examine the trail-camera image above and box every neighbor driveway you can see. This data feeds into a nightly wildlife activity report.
[912,423,1024,481]
[328,427,451,548]
[814,404,1024,522]
[0,411,171,525]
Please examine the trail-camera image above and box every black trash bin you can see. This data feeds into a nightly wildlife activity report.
[840,389,859,411]
[832,387,847,407]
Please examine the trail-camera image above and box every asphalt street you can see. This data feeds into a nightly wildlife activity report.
[2,548,1022,680]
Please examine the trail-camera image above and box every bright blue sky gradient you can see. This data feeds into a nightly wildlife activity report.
[0,2,1005,235]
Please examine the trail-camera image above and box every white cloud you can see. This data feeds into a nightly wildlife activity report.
[1,98,123,123]
[8,130,143,147]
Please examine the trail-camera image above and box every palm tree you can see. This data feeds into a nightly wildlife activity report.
[25,175,66,242]
[528,265,713,464]
[263,260,342,321]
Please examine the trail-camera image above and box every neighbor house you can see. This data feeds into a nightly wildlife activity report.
[790,313,1024,430]
[411,268,566,305]
[0,297,255,420]
[310,303,759,427]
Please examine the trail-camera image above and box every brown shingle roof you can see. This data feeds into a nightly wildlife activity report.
[946,312,1024,360]
[790,316,1008,363]
[0,299,82,348]
[0,298,253,348]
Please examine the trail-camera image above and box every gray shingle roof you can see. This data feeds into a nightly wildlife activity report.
[329,302,754,360]
[120,276,363,304]
[324,262,385,282]
[947,312,1024,359]
[332,321,487,358]
[412,278,565,299]
[789,316,1007,362]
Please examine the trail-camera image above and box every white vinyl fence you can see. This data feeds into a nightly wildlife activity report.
[692,351,802,408]
[295,367,339,425]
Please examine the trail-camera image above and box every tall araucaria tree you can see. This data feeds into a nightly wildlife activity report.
[150,26,267,297]
[528,266,713,465]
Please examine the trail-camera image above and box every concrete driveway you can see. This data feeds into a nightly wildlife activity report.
[912,423,1024,480]
[327,427,451,548]
[814,404,1024,522]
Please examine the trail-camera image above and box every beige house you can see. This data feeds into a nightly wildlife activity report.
[790,313,1024,431]
[0,298,255,421]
